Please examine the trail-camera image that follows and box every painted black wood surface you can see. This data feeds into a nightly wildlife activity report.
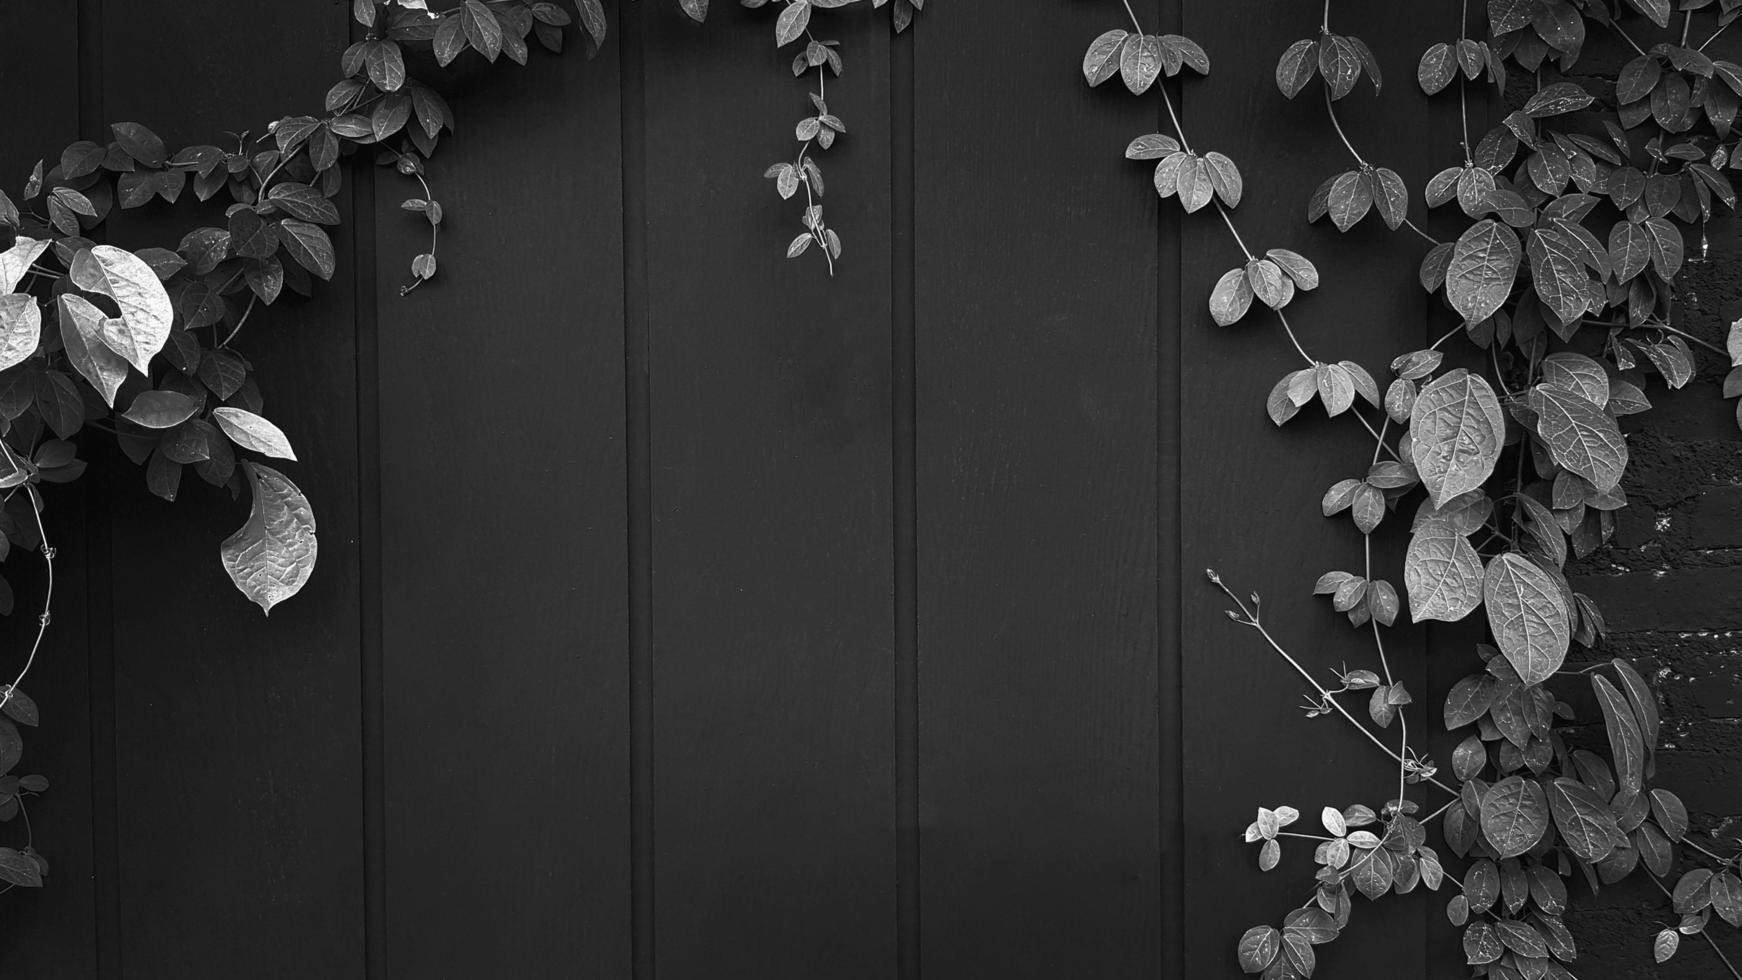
[0,2,1738,978]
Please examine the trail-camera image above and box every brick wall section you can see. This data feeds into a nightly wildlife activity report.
[1564,213,1742,974]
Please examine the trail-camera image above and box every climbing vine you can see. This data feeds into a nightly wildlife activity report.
[0,0,924,898]
[1087,0,1742,975]
[1,2,1736,975]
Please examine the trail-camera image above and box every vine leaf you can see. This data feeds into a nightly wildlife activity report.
[0,237,50,294]
[1526,227,1590,327]
[1483,552,1570,685]
[1326,171,1372,231]
[1236,925,1281,974]
[213,408,298,461]
[1446,219,1521,324]
[1625,0,1672,28]
[1372,168,1408,230]
[1480,775,1550,859]
[680,0,709,23]
[1527,383,1628,493]
[1276,38,1318,98]
[1409,369,1505,506]
[68,245,173,376]
[1539,352,1609,407]
[1523,81,1593,117]
[1592,674,1644,797]
[775,0,812,47]
[122,391,200,430]
[0,295,40,374]
[1419,42,1457,95]
[1404,519,1484,622]
[1209,268,1253,326]
[1654,928,1680,964]
[460,0,504,61]
[1610,658,1660,774]
[278,220,337,280]
[1083,30,1129,87]
[1444,674,1497,729]
[222,463,318,615]
[57,294,130,407]
[1121,34,1163,94]
[1464,921,1503,965]
[1547,777,1621,862]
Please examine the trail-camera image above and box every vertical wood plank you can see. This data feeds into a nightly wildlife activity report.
[639,4,894,976]
[95,2,363,975]
[913,2,1163,975]
[1180,2,1449,977]
[0,4,100,975]
[372,27,630,980]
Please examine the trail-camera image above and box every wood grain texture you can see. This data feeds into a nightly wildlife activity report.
[639,3,895,976]
[913,2,1164,975]
[371,24,631,980]
[96,2,364,976]
[1179,2,1451,977]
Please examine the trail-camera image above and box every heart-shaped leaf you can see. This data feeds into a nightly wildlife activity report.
[69,245,173,375]
[221,463,318,615]
[1405,519,1484,622]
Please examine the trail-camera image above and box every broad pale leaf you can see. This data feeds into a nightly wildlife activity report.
[1483,552,1570,685]
[1480,776,1550,858]
[0,295,40,373]
[213,408,297,461]
[1540,352,1609,406]
[1527,228,1590,327]
[122,390,200,430]
[0,238,49,293]
[1446,220,1521,324]
[1409,369,1505,506]
[1405,519,1484,622]
[57,294,129,407]
[222,463,318,615]
[70,245,173,375]
[1528,384,1627,493]
[1547,777,1621,862]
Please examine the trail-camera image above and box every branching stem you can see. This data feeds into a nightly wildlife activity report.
[1208,571,1456,797]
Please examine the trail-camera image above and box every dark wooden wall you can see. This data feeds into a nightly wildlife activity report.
[0,1,1736,978]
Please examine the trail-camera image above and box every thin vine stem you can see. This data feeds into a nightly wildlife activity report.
[0,442,53,720]
[1209,571,1456,797]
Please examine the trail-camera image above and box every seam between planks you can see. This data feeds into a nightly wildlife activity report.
[891,20,920,980]
[1157,1,1185,977]
[619,8,655,980]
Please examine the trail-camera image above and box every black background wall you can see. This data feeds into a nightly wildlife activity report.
[0,1,1736,977]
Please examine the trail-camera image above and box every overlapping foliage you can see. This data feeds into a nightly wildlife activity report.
[1087,0,1742,975]
[0,0,922,899]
